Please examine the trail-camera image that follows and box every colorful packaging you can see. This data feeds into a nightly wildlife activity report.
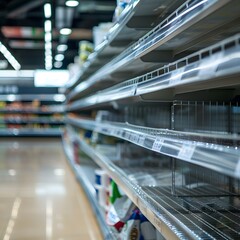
[109,180,122,204]
[120,209,141,240]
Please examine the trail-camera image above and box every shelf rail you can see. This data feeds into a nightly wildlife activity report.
[66,126,240,239]
[67,0,230,100]
[67,34,240,111]
[66,116,240,179]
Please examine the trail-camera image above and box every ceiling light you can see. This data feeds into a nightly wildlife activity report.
[45,66,52,71]
[54,61,63,68]
[60,28,72,35]
[44,20,52,32]
[57,44,68,52]
[0,42,21,70]
[55,54,64,61]
[45,42,52,50]
[44,32,52,42]
[45,55,52,60]
[65,0,79,7]
[44,3,52,18]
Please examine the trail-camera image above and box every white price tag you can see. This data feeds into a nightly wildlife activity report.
[198,53,222,79]
[130,133,138,142]
[125,131,131,140]
[152,138,164,152]
[131,84,136,96]
[138,135,145,145]
[235,158,240,178]
[178,143,195,160]
[169,68,184,85]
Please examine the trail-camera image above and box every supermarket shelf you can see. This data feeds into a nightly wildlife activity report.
[67,0,240,100]
[0,128,62,137]
[67,127,240,240]
[0,109,64,114]
[0,118,64,125]
[67,0,186,90]
[0,94,66,102]
[62,136,117,240]
[66,116,240,179]
[67,34,240,111]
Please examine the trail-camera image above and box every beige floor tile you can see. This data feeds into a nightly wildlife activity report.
[0,138,103,240]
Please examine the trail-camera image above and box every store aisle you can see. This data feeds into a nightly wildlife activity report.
[0,138,103,240]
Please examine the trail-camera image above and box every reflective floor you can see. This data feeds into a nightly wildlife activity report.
[0,138,103,240]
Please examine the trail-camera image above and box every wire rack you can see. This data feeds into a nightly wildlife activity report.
[172,101,240,134]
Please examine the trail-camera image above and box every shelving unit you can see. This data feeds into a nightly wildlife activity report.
[65,126,240,240]
[0,94,65,137]
[67,0,240,100]
[62,130,117,240]
[64,0,240,239]
[66,0,186,91]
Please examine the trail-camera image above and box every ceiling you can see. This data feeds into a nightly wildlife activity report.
[0,0,116,70]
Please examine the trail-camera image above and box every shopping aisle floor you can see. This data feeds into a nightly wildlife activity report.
[0,138,103,240]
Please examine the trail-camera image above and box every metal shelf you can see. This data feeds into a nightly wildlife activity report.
[0,109,64,114]
[67,0,240,100]
[67,34,240,111]
[67,127,240,240]
[66,116,240,179]
[0,128,62,137]
[62,135,118,240]
[0,94,66,102]
[66,0,186,90]
[1,118,64,125]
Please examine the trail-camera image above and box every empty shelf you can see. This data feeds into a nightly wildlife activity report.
[62,138,117,239]
[0,128,62,136]
[67,129,240,240]
[67,34,240,111]
[67,0,186,90]
[68,0,240,100]
[66,116,240,179]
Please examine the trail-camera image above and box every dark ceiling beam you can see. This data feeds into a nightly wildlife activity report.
[7,0,46,18]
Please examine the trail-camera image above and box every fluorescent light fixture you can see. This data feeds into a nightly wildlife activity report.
[34,70,69,87]
[54,61,63,68]
[44,32,52,42]
[44,20,52,32]
[60,28,72,35]
[55,54,64,61]
[0,42,21,70]
[57,44,68,52]
[44,3,52,18]
[65,0,79,7]
[45,42,52,50]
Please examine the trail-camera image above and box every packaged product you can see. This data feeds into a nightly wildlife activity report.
[109,180,122,204]
[119,209,141,240]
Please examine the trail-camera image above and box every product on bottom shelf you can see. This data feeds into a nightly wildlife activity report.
[119,209,141,240]
[95,169,111,210]
[94,168,161,239]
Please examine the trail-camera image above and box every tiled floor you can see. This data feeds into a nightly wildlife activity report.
[0,138,103,240]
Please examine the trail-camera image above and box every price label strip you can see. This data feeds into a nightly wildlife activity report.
[152,137,164,152]
[178,143,196,160]
[138,135,145,145]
